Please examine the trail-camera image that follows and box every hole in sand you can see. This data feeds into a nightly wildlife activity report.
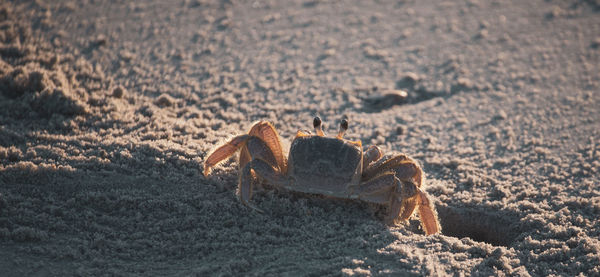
[437,205,523,247]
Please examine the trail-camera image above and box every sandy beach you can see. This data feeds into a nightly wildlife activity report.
[1,0,599,275]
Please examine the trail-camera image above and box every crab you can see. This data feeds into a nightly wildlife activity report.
[203,117,440,235]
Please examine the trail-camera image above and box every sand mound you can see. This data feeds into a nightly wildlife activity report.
[0,64,88,117]
[0,5,116,120]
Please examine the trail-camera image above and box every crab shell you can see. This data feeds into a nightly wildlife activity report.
[287,135,363,197]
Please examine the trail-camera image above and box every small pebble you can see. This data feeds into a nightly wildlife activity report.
[363,89,409,110]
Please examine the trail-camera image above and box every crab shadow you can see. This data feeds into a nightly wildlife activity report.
[0,125,413,275]
[1,122,528,275]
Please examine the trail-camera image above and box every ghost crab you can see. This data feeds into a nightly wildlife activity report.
[203,117,440,235]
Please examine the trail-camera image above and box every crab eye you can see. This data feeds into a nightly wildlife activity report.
[340,118,348,131]
[313,116,322,128]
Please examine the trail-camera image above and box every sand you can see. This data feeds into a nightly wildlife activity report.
[0,0,599,275]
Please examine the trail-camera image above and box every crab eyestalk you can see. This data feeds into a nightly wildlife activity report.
[337,118,349,139]
[313,116,325,136]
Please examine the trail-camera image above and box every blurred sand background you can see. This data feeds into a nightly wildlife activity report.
[0,0,599,275]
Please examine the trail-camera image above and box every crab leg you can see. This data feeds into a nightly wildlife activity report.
[353,173,397,197]
[204,121,287,176]
[237,136,288,211]
[395,188,440,235]
[399,197,418,221]
[239,159,266,212]
[203,134,251,176]
[362,155,423,187]
[360,153,439,235]
[388,194,405,225]
[240,158,288,212]
[244,136,279,171]
[363,155,424,222]
[354,174,424,228]
[362,145,383,169]
[397,180,440,235]
[353,173,404,222]
[416,190,440,235]
[244,121,287,172]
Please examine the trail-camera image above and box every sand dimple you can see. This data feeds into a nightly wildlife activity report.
[437,205,523,247]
